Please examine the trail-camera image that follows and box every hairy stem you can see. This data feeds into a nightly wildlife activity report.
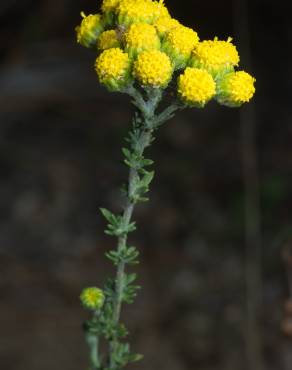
[112,203,134,324]
[108,87,161,368]
[86,332,100,369]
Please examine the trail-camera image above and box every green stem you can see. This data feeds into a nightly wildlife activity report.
[86,332,100,369]
[108,87,161,368]
[85,310,101,370]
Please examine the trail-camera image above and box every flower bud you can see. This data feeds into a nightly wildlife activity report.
[101,0,120,13]
[154,16,180,37]
[101,0,120,26]
[150,0,170,20]
[80,287,105,311]
[161,25,199,70]
[117,0,165,26]
[98,30,121,51]
[216,70,256,107]
[124,23,160,59]
[76,12,104,48]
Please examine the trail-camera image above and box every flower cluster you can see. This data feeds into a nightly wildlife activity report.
[76,0,255,105]
[76,0,255,107]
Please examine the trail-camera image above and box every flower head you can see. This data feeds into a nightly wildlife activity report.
[154,16,180,37]
[95,48,132,91]
[124,23,160,58]
[178,67,216,107]
[101,0,120,13]
[98,30,120,51]
[80,287,105,311]
[162,25,199,69]
[191,37,240,78]
[134,50,173,87]
[150,0,170,19]
[216,70,256,107]
[101,0,121,26]
[117,0,165,26]
[76,12,104,48]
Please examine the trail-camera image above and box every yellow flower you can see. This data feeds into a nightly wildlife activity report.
[75,12,104,48]
[178,67,216,107]
[124,23,160,58]
[101,0,120,13]
[117,0,165,26]
[151,0,170,19]
[216,70,256,107]
[134,50,173,87]
[80,287,105,311]
[101,0,121,26]
[191,37,240,78]
[154,16,180,37]
[162,25,199,69]
[95,48,132,91]
[98,30,120,51]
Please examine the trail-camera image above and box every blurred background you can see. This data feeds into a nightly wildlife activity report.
[1,0,292,369]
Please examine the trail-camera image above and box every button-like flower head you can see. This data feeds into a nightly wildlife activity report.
[154,16,180,37]
[101,0,120,13]
[124,23,160,58]
[216,70,256,107]
[76,12,104,48]
[134,50,173,87]
[117,0,166,26]
[150,0,170,19]
[98,30,120,51]
[178,67,216,107]
[191,37,240,78]
[80,287,105,311]
[95,48,132,91]
[162,25,199,69]
[101,0,121,26]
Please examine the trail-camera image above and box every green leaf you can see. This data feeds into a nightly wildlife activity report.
[100,208,136,236]
[112,342,131,367]
[103,278,115,298]
[100,208,117,224]
[116,323,129,338]
[122,147,131,159]
[141,170,154,187]
[124,246,140,264]
[106,246,140,266]
[122,273,140,303]
[128,169,155,203]
[128,353,144,363]
[137,196,149,202]
[105,250,120,265]
[125,273,137,284]
[123,285,140,303]
[142,158,154,167]
[126,221,137,233]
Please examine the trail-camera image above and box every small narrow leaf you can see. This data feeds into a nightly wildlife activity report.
[100,208,115,223]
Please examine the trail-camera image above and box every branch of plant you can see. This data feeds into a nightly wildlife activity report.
[108,86,163,368]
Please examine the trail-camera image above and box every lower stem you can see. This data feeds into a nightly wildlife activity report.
[86,332,100,369]
[107,87,171,369]
[109,126,153,369]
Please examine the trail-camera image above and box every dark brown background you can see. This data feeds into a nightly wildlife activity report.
[1,1,292,369]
